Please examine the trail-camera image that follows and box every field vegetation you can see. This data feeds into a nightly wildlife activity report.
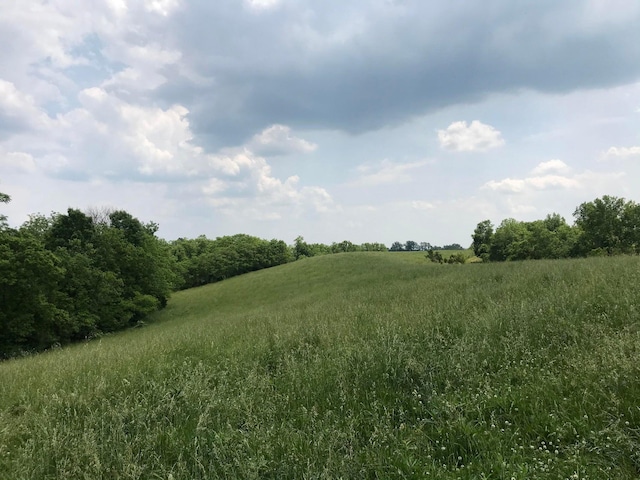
[3,192,638,357]
[1,253,640,478]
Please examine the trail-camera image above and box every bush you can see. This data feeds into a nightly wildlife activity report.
[447,252,468,264]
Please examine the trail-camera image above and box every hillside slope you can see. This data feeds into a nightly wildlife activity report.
[1,253,640,478]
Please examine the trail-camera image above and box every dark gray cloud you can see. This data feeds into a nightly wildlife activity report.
[150,0,640,149]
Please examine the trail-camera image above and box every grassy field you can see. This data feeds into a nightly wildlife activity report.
[1,253,640,479]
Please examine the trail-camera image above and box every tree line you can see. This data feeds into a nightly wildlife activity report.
[389,241,465,252]
[472,195,640,262]
[170,234,292,290]
[0,195,392,357]
[0,202,301,357]
[5,191,635,356]
[292,236,388,259]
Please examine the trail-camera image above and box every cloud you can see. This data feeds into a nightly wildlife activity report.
[0,151,37,173]
[483,160,582,194]
[602,146,640,159]
[3,1,640,149]
[411,201,435,211]
[438,121,505,152]
[247,124,317,156]
[482,158,627,196]
[144,0,181,16]
[478,166,629,224]
[349,159,431,187]
[33,87,204,179]
[1,1,640,245]
[0,80,334,221]
[0,80,52,136]
[483,178,526,194]
[200,155,335,220]
[483,175,579,194]
[530,159,570,175]
[244,0,282,12]
[155,2,640,147]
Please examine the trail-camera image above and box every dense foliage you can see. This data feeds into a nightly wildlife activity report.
[168,234,292,290]
[425,249,468,264]
[472,195,640,261]
[0,206,176,357]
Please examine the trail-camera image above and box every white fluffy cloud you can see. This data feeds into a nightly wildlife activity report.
[247,124,318,156]
[483,175,579,193]
[0,78,333,223]
[438,121,505,152]
[531,159,571,175]
[482,159,627,200]
[0,151,37,173]
[0,79,52,134]
[200,151,334,220]
[602,146,640,158]
[482,160,580,193]
[483,160,584,194]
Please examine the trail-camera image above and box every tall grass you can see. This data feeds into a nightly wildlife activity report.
[1,253,640,478]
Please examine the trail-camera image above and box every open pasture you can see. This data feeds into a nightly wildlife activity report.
[1,253,639,478]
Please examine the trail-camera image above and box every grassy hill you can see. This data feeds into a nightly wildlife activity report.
[1,253,640,478]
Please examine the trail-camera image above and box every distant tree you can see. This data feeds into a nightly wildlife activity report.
[360,242,388,252]
[404,240,419,251]
[389,241,404,251]
[472,220,494,261]
[469,195,640,263]
[109,210,148,246]
[169,234,293,289]
[46,208,96,251]
[19,213,54,240]
[419,242,432,251]
[105,211,175,309]
[331,240,358,253]
[574,195,628,255]
[442,243,464,250]
[525,215,578,259]
[308,242,332,256]
[622,201,640,254]
[264,239,293,265]
[490,218,531,261]
[293,236,311,259]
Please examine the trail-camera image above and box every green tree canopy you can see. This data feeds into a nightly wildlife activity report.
[574,195,629,255]
[472,220,494,261]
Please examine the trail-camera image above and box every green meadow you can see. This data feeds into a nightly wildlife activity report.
[1,253,639,479]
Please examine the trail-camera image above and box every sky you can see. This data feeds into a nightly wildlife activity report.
[1,0,639,247]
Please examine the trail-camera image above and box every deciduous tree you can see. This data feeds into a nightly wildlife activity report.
[472,220,493,261]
